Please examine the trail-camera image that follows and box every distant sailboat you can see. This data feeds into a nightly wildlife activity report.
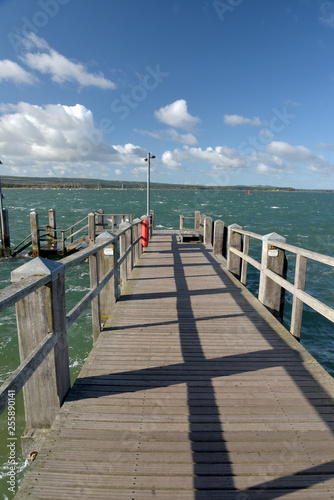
[247,190,251,195]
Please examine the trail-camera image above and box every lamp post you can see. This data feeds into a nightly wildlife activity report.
[144,152,156,218]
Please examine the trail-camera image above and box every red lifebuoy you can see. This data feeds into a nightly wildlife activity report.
[141,218,149,247]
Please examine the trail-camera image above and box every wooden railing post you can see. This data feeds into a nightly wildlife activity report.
[61,231,65,254]
[180,215,184,243]
[194,211,201,230]
[204,216,213,246]
[89,249,101,343]
[11,258,70,451]
[213,220,225,255]
[133,219,141,264]
[119,226,127,291]
[149,209,154,237]
[88,212,95,245]
[119,222,132,289]
[291,254,307,340]
[2,208,11,256]
[30,211,40,257]
[95,209,104,232]
[126,223,133,276]
[240,235,250,286]
[258,232,287,321]
[227,224,242,279]
[96,231,118,325]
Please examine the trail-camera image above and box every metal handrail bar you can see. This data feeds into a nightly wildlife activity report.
[10,233,32,252]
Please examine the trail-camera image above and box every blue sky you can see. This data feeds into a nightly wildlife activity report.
[1,0,334,188]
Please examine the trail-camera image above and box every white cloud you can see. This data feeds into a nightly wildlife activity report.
[319,1,334,27]
[20,34,115,90]
[0,59,36,85]
[224,114,263,126]
[114,169,122,175]
[161,151,182,170]
[0,102,147,176]
[154,99,200,131]
[112,143,147,164]
[161,146,249,171]
[160,140,334,180]
[134,127,198,146]
[257,141,334,176]
[265,141,315,161]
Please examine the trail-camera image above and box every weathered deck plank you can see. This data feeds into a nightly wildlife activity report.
[16,232,334,499]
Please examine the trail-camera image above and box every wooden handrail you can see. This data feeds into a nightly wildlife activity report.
[0,218,145,426]
[226,224,334,340]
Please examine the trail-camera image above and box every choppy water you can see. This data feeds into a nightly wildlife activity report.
[0,188,333,497]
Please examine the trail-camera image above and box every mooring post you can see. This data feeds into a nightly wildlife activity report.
[204,216,213,246]
[227,224,243,279]
[213,220,225,255]
[11,258,70,453]
[258,232,287,321]
[30,211,40,257]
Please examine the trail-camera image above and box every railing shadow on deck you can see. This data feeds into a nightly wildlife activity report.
[67,234,334,497]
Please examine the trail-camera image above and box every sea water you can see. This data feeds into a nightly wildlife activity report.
[0,188,333,498]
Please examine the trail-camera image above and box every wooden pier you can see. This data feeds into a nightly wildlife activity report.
[13,230,334,499]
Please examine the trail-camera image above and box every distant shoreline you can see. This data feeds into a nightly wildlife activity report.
[0,175,333,192]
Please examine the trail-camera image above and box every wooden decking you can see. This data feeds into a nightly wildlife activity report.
[16,232,334,499]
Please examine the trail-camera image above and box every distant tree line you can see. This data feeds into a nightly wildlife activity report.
[0,175,304,191]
